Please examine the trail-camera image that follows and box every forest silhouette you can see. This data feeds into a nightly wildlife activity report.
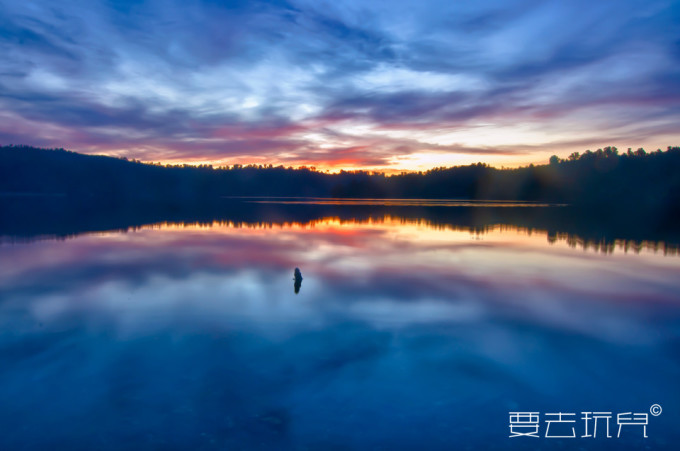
[1,144,679,215]
[2,144,680,248]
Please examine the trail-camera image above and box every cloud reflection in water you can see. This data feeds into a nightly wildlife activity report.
[0,218,679,449]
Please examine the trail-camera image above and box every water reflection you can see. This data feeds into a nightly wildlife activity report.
[0,217,679,449]
[3,216,679,256]
[2,197,679,256]
[246,197,563,207]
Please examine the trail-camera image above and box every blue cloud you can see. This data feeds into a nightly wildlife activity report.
[0,0,678,167]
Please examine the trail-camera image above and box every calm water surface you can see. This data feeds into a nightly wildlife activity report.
[1,214,679,450]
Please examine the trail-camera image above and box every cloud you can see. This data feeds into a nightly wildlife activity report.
[0,0,679,169]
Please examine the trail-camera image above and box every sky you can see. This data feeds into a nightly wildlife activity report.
[1,0,679,172]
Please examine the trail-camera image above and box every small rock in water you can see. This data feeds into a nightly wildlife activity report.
[293,268,303,294]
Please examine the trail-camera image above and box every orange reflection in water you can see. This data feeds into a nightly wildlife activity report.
[109,215,678,257]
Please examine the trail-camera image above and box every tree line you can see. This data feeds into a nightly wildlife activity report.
[1,144,679,215]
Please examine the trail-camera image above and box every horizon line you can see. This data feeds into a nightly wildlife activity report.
[4,143,676,175]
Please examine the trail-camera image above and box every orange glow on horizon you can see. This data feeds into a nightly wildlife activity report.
[134,156,540,173]
[97,139,675,173]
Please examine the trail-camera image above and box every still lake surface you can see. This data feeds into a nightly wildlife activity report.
[1,201,679,450]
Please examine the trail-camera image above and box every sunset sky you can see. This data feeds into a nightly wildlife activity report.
[1,0,679,172]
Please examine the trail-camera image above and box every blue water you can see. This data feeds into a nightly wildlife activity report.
[0,216,679,450]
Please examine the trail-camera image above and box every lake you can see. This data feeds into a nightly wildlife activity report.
[0,200,679,450]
